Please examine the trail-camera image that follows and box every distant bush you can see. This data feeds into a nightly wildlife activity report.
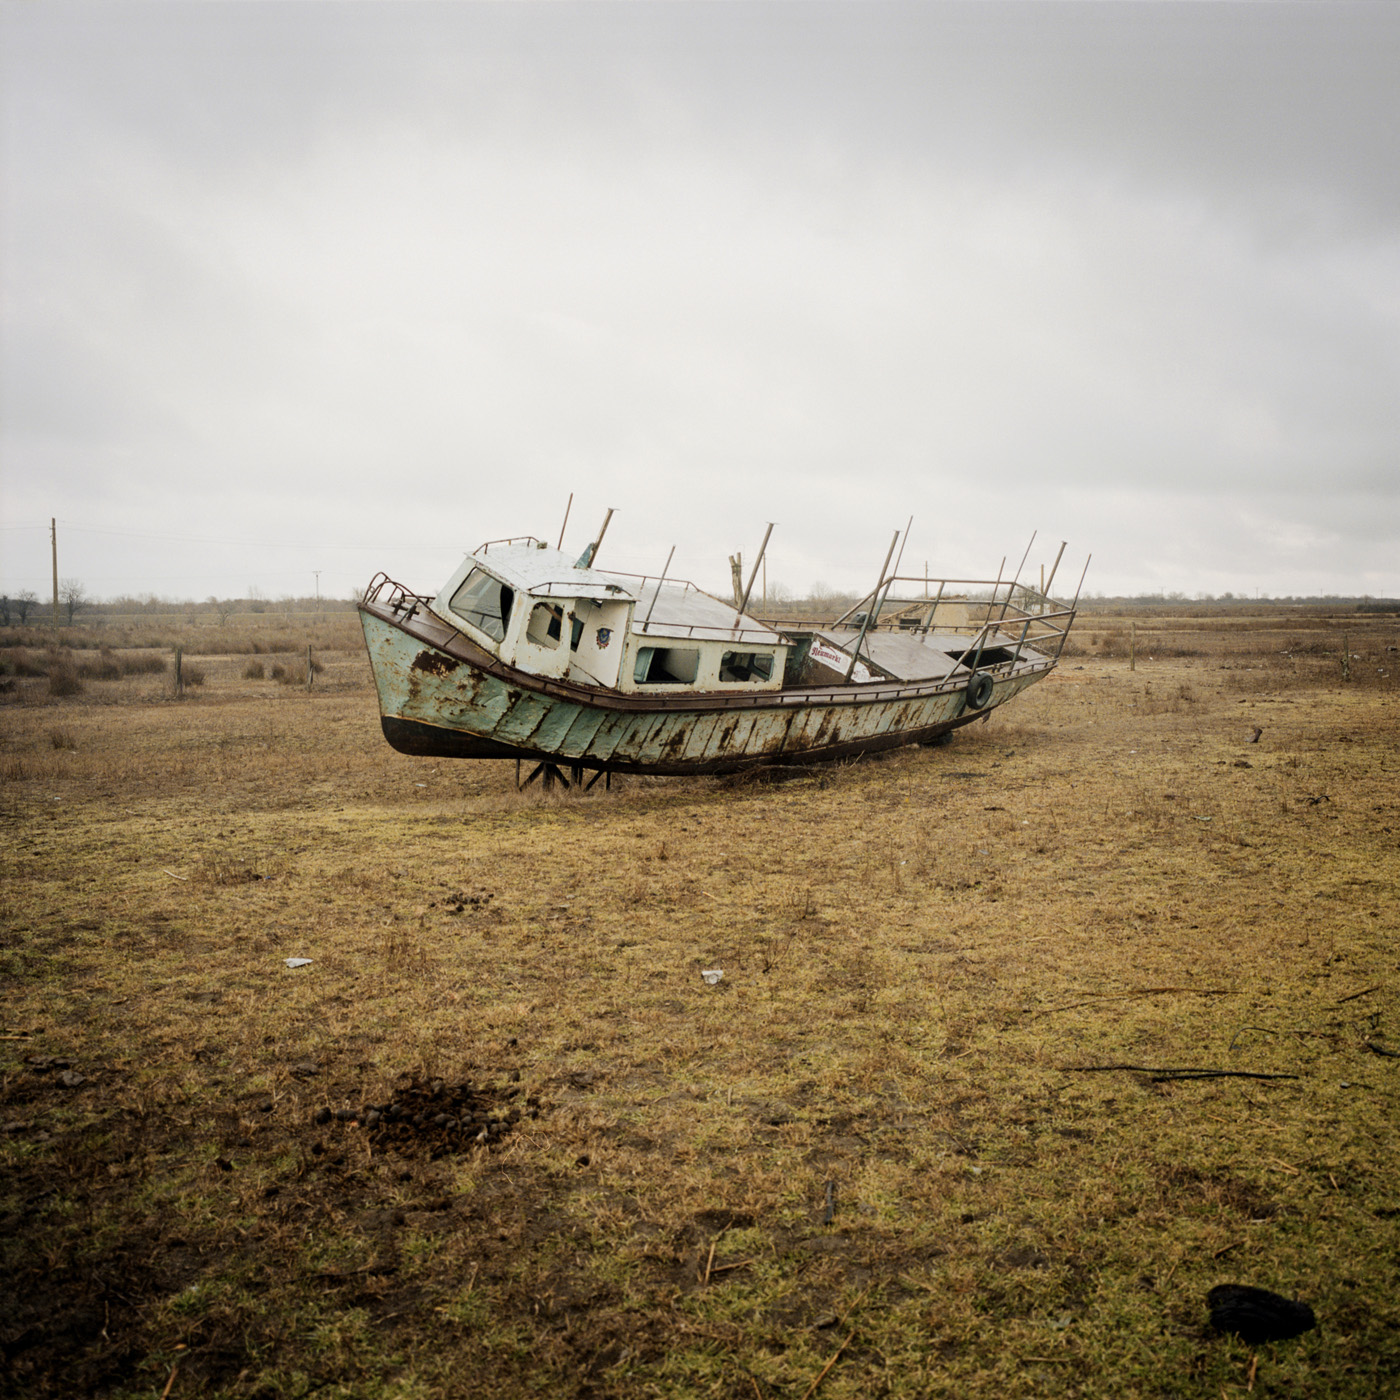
[181,664,206,687]
[122,651,168,675]
[243,659,266,680]
[268,653,323,686]
[77,648,122,681]
[47,656,84,697]
[69,647,167,681]
[49,727,77,751]
[2,648,47,678]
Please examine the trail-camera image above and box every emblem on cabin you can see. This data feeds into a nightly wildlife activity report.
[596,627,612,649]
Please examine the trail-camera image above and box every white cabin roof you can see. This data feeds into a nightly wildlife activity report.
[469,543,638,601]
[445,541,782,646]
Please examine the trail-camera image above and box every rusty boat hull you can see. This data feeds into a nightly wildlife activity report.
[359,589,1056,778]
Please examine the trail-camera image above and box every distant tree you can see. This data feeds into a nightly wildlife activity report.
[0,596,9,626]
[59,578,89,625]
[15,590,37,624]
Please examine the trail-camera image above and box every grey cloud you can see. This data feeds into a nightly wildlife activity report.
[2,2,1396,600]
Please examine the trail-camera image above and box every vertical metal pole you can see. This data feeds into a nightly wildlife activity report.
[891,517,913,578]
[557,492,574,550]
[736,523,774,621]
[640,546,675,633]
[51,518,59,628]
[843,530,899,682]
[576,508,614,568]
[1052,554,1091,663]
[921,579,946,633]
[1007,618,1032,672]
[964,555,1005,677]
[1043,541,1068,600]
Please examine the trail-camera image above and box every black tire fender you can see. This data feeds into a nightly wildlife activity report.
[965,670,995,711]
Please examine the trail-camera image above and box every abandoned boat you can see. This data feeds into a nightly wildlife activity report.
[359,522,1081,780]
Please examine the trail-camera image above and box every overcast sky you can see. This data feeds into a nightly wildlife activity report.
[2,1,1397,604]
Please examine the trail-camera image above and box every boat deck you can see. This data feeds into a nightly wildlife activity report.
[810,627,1027,682]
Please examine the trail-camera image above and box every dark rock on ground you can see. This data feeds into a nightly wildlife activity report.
[1208,1283,1317,1344]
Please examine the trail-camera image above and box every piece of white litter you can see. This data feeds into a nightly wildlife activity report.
[415,782,427,787]
[285,958,313,969]
[700,969,723,986]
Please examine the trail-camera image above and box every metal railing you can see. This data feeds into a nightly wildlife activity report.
[767,571,1080,684]
[362,572,432,617]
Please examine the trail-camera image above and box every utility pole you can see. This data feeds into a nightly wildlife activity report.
[51,518,58,628]
[313,571,321,610]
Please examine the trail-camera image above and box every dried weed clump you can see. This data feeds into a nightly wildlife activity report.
[44,654,84,697]
[0,608,1397,1399]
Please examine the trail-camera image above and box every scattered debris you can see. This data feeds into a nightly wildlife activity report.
[284,957,313,969]
[57,1070,86,1089]
[1208,1283,1316,1344]
[1060,1063,1300,1083]
[1336,984,1381,1004]
[700,969,724,986]
[1248,726,1263,743]
[440,891,493,914]
[307,1079,531,1158]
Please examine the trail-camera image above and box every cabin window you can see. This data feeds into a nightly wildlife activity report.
[633,646,700,685]
[527,602,564,650]
[719,650,775,683]
[450,568,514,642]
[570,615,585,651]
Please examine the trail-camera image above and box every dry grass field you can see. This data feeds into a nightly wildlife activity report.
[2,608,1397,1399]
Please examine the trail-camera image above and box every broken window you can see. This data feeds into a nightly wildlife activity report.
[633,646,700,685]
[450,568,514,642]
[526,601,564,649]
[719,650,775,683]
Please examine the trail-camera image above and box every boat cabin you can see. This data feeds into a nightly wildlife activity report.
[431,540,790,695]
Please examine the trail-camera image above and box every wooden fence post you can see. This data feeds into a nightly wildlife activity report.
[1130,622,1136,672]
[175,646,183,698]
[306,644,314,692]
